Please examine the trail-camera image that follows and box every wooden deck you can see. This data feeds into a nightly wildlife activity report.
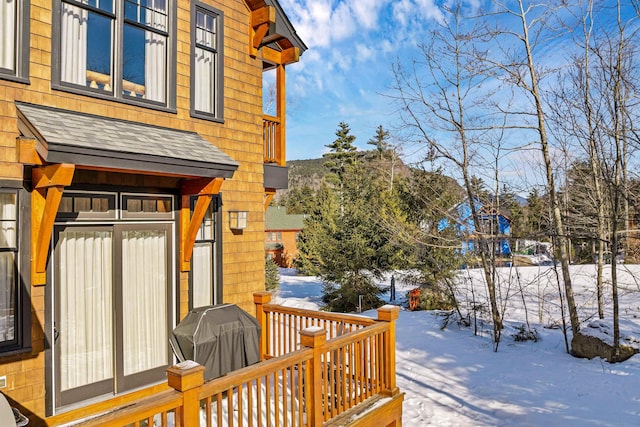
[46,292,403,426]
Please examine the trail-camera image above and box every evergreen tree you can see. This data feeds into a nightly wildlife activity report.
[367,125,391,161]
[265,256,280,291]
[323,122,358,187]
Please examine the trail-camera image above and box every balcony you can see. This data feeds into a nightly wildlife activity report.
[48,293,403,426]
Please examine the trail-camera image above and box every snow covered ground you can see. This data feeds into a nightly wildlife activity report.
[275,265,640,426]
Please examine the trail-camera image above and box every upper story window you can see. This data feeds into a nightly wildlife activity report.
[0,0,30,82]
[54,0,175,109]
[191,2,223,121]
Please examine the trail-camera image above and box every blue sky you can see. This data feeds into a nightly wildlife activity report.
[275,0,446,161]
[273,0,639,196]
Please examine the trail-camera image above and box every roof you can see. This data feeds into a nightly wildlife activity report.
[265,206,305,231]
[16,102,239,178]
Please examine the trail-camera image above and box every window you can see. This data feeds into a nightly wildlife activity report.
[267,232,282,242]
[0,0,29,82]
[190,197,221,309]
[191,2,223,120]
[0,189,30,355]
[54,0,175,108]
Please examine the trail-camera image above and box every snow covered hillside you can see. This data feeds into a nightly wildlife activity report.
[275,265,640,426]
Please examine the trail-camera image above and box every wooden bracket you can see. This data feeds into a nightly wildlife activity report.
[31,164,75,285]
[180,178,224,272]
[250,6,275,57]
[264,189,276,211]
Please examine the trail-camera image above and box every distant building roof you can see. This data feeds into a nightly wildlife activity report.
[266,206,305,231]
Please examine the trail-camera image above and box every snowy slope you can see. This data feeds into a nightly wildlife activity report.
[275,265,640,426]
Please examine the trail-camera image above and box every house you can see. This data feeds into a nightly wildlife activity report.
[0,0,307,422]
[265,206,305,267]
[440,198,512,257]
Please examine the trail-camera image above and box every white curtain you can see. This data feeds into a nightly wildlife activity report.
[121,230,168,376]
[144,0,166,102]
[192,242,213,307]
[0,253,15,342]
[60,1,88,85]
[0,0,15,71]
[59,230,113,391]
[194,12,215,113]
[0,193,16,248]
[0,194,16,342]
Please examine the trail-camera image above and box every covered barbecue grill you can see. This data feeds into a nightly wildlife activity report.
[169,304,261,381]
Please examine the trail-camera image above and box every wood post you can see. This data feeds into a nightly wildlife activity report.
[300,327,327,427]
[166,363,205,426]
[254,291,271,360]
[377,305,400,396]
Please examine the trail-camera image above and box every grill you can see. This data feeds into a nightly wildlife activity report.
[169,304,261,381]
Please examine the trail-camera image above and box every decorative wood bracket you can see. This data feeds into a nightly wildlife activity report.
[31,164,75,285]
[264,189,276,211]
[250,6,275,57]
[180,177,224,272]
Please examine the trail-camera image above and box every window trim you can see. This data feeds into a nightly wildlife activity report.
[0,183,31,357]
[51,0,177,112]
[0,0,30,83]
[190,1,224,122]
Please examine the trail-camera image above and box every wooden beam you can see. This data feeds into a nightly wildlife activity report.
[280,47,300,65]
[251,6,275,27]
[261,46,281,65]
[17,137,44,166]
[179,178,224,272]
[31,164,75,285]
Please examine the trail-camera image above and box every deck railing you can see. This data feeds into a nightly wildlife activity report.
[57,293,401,426]
[263,114,283,165]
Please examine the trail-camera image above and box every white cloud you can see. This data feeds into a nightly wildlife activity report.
[392,0,413,26]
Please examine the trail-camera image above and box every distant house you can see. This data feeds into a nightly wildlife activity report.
[265,206,305,267]
[440,198,512,257]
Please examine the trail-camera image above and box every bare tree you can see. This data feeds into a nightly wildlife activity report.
[390,3,506,348]
[486,0,581,348]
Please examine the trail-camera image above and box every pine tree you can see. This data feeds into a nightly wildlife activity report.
[323,122,358,187]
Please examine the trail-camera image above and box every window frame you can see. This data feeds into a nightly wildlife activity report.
[190,1,224,122]
[0,0,30,83]
[0,184,31,356]
[188,195,223,309]
[51,0,177,112]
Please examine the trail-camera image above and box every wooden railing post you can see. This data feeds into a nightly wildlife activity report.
[377,305,400,396]
[254,291,271,360]
[166,363,205,426]
[300,327,327,427]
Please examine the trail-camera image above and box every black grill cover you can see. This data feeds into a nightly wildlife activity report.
[169,304,261,381]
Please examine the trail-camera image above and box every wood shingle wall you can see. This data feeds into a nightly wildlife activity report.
[0,0,273,423]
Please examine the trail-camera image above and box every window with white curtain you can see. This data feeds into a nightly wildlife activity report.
[191,2,223,120]
[0,192,18,350]
[56,0,172,106]
[0,0,29,81]
[0,188,30,356]
[190,196,220,308]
